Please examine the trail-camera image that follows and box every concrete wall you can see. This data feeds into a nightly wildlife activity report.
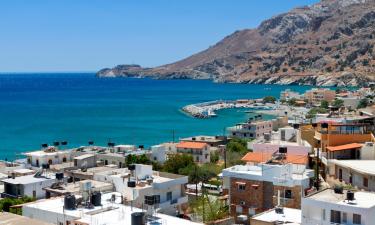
[23,179,57,199]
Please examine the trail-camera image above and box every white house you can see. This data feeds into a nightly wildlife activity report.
[151,142,177,163]
[24,146,72,167]
[2,173,57,199]
[302,189,375,225]
[93,164,188,215]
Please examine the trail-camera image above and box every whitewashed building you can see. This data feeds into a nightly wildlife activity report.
[302,189,375,225]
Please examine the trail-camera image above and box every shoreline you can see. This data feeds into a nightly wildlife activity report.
[182,99,276,118]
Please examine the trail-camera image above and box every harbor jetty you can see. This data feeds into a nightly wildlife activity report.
[182,99,276,118]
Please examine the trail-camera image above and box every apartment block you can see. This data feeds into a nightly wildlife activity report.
[176,141,211,163]
[304,88,336,105]
[222,161,313,223]
[228,120,273,139]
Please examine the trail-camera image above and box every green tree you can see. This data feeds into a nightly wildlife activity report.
[357,98,369,109]
[162,154,195,174]
[210,151,219,163]
[332,99,344,108]
[320,100,329,109]
[263,96,276,103]
[306,107,328,119]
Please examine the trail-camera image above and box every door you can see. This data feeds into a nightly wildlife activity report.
[339,169,342,181]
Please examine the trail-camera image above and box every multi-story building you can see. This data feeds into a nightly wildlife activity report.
[304,88,336,105]
[280,89,302,101]
[151,142,177,163]
[302,189,375,225]
[222,160,313,223]
[93,164,188,215]
[228,120,273,139]
[249,126,312,156]
[176,141,211,163]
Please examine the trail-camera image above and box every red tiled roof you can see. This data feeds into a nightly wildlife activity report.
[241,152,307,165]
[326,143,363,152]
[176,141,208,149]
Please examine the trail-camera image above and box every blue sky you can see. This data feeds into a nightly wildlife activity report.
[0,0,318,72]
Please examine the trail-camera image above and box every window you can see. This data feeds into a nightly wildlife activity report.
[353,214,361,224]
[166,191,172,201]
[342,212,347,223]
[363,177,368,187]
[284,190,292,199]
[322,209,326,221]
[330,210,341,223]
[238,184,246,191]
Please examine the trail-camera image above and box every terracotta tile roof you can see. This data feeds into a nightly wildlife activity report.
[176,141,208,149]
[326,143,363,152]
[241,152,308,165]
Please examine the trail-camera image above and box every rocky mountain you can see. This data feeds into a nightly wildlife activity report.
[97,0,375,86]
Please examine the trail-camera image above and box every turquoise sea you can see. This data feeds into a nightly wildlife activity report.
[0,73,313,160]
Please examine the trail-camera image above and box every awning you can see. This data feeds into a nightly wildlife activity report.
[327,143,362,152]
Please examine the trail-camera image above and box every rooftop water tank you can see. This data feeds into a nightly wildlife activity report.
[91,191,101,206]
[64,194,76,210]
[131,212,145,225]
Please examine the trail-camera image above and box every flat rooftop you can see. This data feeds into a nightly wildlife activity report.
[24,192,201,225]
[306,189,375,208]
[2,174,55,185]
[44,180,113,195]
[0,212,53,225]
[330,160,375,176]
[251,207,301,224]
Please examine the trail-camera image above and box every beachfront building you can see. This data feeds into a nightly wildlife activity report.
[327,159,375,192]
[228,120,273,139]
[222,160,313,223]
[176,141,211,163]
[302,189,375,225]
[280,89,302,101]
[24,146,72,167]
[92,164,188,215]
[1,173,57,199]
[151,142,177,163]
[304,88,336,105]
[22,192,201,225]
